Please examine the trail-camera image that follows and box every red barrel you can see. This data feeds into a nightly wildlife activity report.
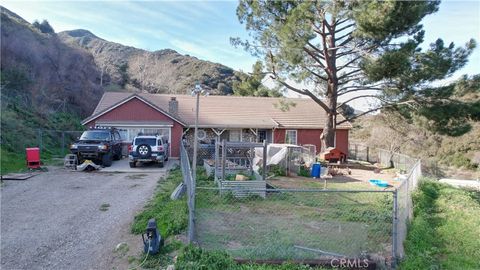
[26,147,41,169]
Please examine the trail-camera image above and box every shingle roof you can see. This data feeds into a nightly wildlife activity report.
[84,92,352,129]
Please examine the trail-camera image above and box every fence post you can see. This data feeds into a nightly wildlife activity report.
[214,137,219,181]
[37,129,42,150]
[392,190,398,269]
[366,147,369,163]
[221,140,226,182]
[262,140,267,180]
[61,132,65,157]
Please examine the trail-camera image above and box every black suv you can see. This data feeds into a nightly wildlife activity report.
[70,128,123,167]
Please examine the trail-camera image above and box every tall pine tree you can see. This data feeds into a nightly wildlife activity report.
[232,0,476,147]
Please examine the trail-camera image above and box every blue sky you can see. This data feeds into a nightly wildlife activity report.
[2,0,479,76]
[3,0,478,110]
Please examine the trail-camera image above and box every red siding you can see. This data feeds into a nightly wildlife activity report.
[335,129,349,157]
[84,98,183,158]
[273,128,349,156]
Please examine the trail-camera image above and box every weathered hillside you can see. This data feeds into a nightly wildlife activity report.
[58,30,239,95]
[0,7,103,116]
[350,113,480,178]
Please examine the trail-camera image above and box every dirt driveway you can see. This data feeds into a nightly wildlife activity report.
[1,166,165,270]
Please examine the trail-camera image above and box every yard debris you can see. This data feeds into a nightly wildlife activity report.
[170,183,186,200]
[293,245,345,258]
[235,174,248,181]
[77,160,101,171]
[64,154,78,170]
[1,172,41,181]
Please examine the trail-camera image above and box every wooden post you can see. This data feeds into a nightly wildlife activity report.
[366,146,370,162]
[61,132,65,157]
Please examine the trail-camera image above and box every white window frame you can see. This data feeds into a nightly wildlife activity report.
[229,129,242,142]
[285,130,297,145]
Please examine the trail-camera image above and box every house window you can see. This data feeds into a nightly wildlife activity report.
[229,130,242,142]
[285,130,297,145]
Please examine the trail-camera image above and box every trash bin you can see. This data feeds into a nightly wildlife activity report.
[311,163,321,178]
[26,147,41,169]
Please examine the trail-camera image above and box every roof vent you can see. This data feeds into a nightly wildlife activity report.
[169,97,178,116]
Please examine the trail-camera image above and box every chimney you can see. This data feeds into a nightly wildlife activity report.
[169,97,178,116]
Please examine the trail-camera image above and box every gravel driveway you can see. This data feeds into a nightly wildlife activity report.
[1,166,165,270]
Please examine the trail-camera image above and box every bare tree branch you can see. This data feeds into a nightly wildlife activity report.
[337,86,384,96]
[303,47,327,68]
[337,56,362,72]
[337,107,382,124]
[335,31,353,43]
[334,23,355,33]
[304,66,329,81]
[338,69,362,81]
[334,18,350,27]
[336,95,382,109]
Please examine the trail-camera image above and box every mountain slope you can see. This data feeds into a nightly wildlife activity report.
[1,7,103,116]
[58,29,239,95]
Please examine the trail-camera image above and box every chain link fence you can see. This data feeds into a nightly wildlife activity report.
[36,129,85,158]
[348,143,423,262]
[349,143,418,173]
[1,128,84,159]
[180,141,423,268]
[194,188,394,266]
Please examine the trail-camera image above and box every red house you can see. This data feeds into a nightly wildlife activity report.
[82,93,352,158]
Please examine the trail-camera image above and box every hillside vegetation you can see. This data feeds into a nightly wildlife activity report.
[400,180,480,269]
[0,6,244,173]
[350,113,480,178]
[58,30,239,95]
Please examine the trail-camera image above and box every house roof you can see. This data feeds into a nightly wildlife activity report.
[82,92,353,129]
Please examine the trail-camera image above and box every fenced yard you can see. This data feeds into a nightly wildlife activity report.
[181,142,422,268]
[194,188,394,264]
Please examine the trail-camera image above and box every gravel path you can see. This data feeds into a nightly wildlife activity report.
[1,166,165,270]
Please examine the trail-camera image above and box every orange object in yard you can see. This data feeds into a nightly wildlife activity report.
[319,147,347,163]
[26,147,41,169]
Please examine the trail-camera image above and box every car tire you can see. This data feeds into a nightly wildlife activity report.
[137,144,151,158]
[129,161,136,168]
[158,161,164,168]
[113,151,121,161]
[102,153,113,167]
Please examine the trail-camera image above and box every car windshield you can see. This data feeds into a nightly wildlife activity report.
[80,131,110,141]
[135,138,156,146]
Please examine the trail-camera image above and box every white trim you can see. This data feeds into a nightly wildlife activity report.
[211,128,226,136]
[228,129,243,142]
[285,129,298,145]
[97,123,173,128]
[82,95,186,126]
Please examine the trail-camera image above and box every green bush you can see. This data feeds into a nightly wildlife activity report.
[298,165,310,177]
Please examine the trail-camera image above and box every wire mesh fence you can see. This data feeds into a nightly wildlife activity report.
[194,187,395,266]
[180,141,423,268]
[1,128,84,159]
[36,129,85,158]
[349,143,418,173]
[181,143,195,243]
[348,143,423,262]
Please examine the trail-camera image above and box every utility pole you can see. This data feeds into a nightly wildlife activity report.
[191,83,207,189]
